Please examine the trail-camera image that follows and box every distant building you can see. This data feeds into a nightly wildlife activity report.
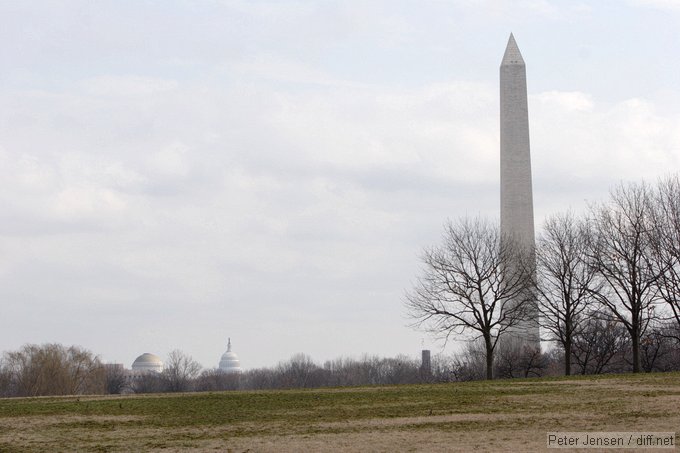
[218,338,242,374]
[131,353,164,373]
[105,341,244,392]
[420,350,431,381]
[105,363,125,372]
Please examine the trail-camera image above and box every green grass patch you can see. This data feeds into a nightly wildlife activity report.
[1,372,679,451]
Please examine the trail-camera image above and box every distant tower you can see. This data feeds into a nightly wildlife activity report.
[500,34,540,350]
[420,350,432,381]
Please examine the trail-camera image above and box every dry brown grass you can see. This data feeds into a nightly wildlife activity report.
[1,372,678,452]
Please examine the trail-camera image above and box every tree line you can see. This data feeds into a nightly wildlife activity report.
[2,337,679,397]
[0,345,437,397]
[406,175,680,379]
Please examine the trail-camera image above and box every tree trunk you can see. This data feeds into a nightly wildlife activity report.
[632,330,640,373]
[485,336,494,380]
[564,317,572,376]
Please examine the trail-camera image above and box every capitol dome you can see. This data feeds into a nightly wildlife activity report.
[131,353,163,373]
[219,338,242,374]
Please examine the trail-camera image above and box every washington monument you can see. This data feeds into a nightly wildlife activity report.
[500,33,540,350]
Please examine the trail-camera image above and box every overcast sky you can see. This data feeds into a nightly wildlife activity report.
[1,0,680,369]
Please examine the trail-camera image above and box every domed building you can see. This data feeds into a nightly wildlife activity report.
[131,353,164,373]
[218,338,242,374]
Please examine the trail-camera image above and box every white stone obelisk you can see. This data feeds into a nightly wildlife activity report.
[500,33,540,350]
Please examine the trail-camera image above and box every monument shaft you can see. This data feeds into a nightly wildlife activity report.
[500,34,540,348]
[501,34,534,248]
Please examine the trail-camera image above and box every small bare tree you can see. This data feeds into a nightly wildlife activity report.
[275,353,322,388]
[162,350,202,392]
[242,368,277,390]
[495,345,548,378]
[104,364,128,394]
[0,358,12,397]
[194,369,241,391]
[587,182,663,373]
[131,372,164,394]
[448,342,487,381]
[572,317,630,374]
[636,321,680,372]
[535,212,599,375]
[405,217,535,380]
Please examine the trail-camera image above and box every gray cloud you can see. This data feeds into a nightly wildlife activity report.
[1,1,679,368]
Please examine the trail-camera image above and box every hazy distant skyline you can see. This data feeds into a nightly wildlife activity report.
[1,1,680,369]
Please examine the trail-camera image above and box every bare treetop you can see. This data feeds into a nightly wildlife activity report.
[405,217,535,379]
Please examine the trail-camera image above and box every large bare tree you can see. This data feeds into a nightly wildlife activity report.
[588,182,662,372]
[535,212,598,375]
[650,175,680,339]
[405,217,535,380]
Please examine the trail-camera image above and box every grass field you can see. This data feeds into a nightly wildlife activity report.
[1,372,679,452]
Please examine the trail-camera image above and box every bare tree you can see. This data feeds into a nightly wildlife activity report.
[535,212,598,375]
[162,350,202,392]
[322,355,391,387]
[131,372,164,394]
[405,217,535,379]
[2,344,103,396]
[650,175,680,335]
[587,182,663,372]
[379,355,420,385]
[275,353,322,388]
[194,369,240,391]
[495,345,548,379]
[447,341,487,382]
[0,359,12,397]
[571,317,630,374]
[104,364,128,394]
[639,322,679,372]
[67,346,105,395]
[242,368,277,390]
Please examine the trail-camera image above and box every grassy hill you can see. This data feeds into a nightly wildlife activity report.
[1,372,679,452]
